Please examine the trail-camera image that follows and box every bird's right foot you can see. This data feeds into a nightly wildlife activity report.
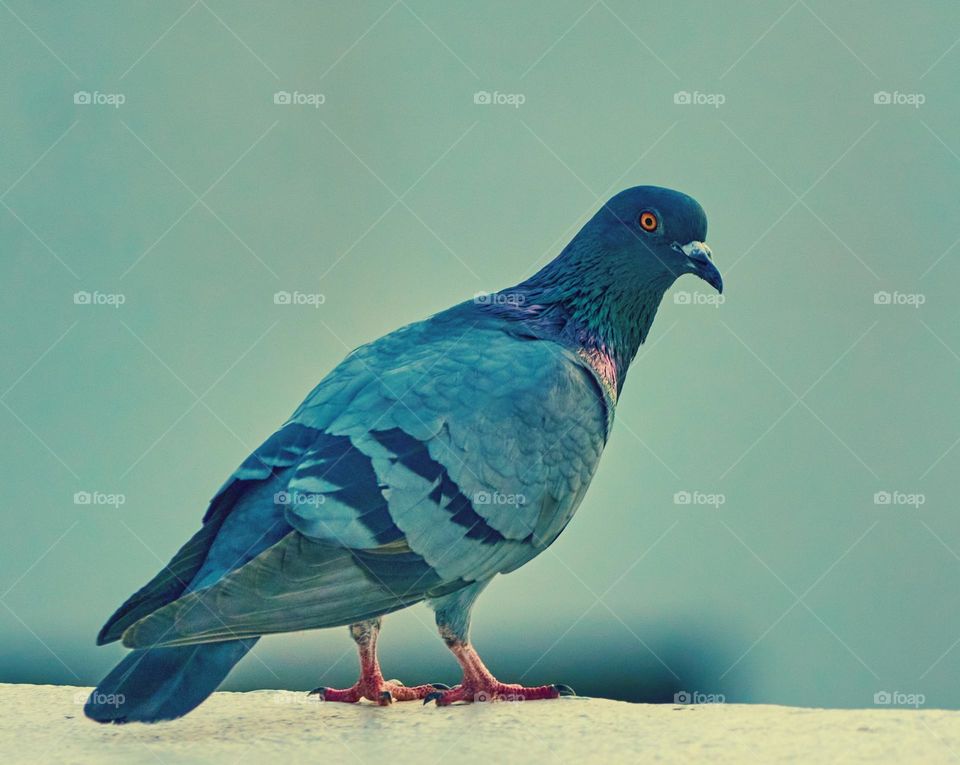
[423,681,575,705]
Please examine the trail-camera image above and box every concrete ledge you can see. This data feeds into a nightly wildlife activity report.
[8,683,960,764]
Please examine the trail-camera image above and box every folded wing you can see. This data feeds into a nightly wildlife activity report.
[121,311,609,648]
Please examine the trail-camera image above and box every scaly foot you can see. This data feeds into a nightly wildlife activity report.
[424,682,574,705]
[310,679,449,705]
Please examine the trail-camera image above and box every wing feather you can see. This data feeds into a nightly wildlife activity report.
[119,308,609,647]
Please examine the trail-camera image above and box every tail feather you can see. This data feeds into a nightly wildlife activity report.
[84,638,255,723]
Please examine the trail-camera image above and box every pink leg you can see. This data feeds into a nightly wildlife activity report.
[425,638,574,705]
[309,619,443,705]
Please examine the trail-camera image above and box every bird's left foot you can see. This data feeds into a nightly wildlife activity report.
[424,681,575,706]
[309,679,448,705]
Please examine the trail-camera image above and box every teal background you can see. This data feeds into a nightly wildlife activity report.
[2,1,959,708]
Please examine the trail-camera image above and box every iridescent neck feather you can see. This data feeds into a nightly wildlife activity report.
[479,238,673,401]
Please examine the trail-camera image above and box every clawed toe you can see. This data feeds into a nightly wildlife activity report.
[308,685,362,703]
[310,678,440,704]
[307,674,566,707]
[424,681,574,705]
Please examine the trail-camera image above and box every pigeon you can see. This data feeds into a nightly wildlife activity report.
[85,185,722,722]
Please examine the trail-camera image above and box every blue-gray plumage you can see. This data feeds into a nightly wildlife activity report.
[85,185,722,721]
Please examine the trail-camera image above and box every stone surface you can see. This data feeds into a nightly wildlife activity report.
[3,683,959,764]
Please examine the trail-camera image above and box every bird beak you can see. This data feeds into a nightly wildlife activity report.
[675,240,723,294]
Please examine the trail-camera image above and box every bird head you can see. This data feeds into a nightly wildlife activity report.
[493,186,724,393]
[586,185,722,295]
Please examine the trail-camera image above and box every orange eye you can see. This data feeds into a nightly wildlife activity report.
[639,211,658,232]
